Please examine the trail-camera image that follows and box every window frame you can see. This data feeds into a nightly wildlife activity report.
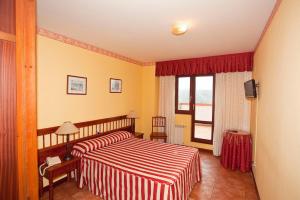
[175,74,216,144]
[175,76,193,114]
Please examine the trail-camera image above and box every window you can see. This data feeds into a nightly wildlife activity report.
[175,75,215,144]
[175,77,191,114]
[192,76,215,143]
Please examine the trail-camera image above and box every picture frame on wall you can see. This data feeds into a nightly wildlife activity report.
[110,78,122,93]
[67,75,87,95]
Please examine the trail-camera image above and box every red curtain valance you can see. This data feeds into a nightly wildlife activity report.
[155,52,254,76]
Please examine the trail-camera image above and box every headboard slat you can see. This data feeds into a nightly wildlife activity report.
[37,115,134,164]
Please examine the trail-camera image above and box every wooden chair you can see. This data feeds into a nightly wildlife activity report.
[150,116,167,143]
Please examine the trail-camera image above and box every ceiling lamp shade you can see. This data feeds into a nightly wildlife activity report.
[56,121,79,135]
[172,23,189,35]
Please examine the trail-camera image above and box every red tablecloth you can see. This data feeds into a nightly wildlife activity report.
[220,131,252,172]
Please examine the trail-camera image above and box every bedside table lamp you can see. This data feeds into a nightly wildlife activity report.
[127,111,138,132]
[56,121,79,161]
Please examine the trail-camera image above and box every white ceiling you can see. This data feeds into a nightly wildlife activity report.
[37,0,276,63]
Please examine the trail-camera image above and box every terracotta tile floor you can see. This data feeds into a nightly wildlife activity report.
[41,151,258,200]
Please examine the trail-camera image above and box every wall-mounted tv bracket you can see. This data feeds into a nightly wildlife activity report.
[255,81,260,96]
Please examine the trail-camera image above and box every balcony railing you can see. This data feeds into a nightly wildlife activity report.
[179,103,213,140]
[178,103,212,121]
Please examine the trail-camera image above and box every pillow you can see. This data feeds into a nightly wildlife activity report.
[71,131,132,157]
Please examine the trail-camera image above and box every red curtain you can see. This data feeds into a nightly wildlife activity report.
[156,52,254,76]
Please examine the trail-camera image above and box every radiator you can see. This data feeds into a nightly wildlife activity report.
[172,125,184,145]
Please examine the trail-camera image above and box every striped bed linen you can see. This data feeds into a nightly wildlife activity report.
[72,131,132,158]
[79,137,201,200]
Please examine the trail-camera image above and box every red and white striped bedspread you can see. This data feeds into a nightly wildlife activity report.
[80,137,201,200]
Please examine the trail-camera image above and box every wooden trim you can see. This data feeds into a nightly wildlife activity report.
[38,127,130,152]
[37,28,153,66]
[251,169,261,200]
[255,0,282,51]
[175,145,213,153]
[37,115,134,163]
[197,148,213,153]
[16,0,38,199]
[37,115,128,136]
[142,62,155,66]
[24,0,38,198]
[16,0,25,198]
[0,31,16,42]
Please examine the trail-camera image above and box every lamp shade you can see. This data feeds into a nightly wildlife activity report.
[127,111,138,119]
[172,22,189,35]
[56,121,79,135]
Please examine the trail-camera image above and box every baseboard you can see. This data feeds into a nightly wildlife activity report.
[197,148,213,153]
[251,169,261,200]
[179,144,213,153]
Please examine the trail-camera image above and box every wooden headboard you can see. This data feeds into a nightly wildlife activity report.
[37,115,134,165]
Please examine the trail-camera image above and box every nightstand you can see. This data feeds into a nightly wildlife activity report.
[134,132,144,139]
[43,157,80,200]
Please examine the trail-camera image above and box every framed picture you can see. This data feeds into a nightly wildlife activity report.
[110,78,122,93]
[67,75,87,95]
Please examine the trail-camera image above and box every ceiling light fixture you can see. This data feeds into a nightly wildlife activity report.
[172,22,189,36]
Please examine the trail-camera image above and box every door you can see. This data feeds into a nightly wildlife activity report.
[191,75,215,144]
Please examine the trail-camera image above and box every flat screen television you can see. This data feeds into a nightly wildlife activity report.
[244,79,257,98]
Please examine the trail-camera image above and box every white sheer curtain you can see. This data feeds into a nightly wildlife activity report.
[158,76,176,143]
[213,72,252,156]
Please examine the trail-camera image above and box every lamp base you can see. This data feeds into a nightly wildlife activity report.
[63,154,73,161]
[64,136,73,161]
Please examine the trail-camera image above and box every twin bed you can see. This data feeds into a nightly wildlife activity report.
[37,116,201,200]
[71,131,201,200]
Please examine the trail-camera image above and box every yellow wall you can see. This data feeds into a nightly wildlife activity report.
[140,66,159,139]
[37,35,213,150]
[37,35,143,131]
[251,0,300,199]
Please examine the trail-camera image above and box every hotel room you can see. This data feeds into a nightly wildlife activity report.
[1,0,300,199]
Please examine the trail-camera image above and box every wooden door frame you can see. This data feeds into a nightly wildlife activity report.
[16,0,38,199]
[190,74,216,144]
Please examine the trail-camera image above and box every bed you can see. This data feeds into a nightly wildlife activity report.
[72,131,201,200]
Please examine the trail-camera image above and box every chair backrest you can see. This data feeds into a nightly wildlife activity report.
[152,116,166,133]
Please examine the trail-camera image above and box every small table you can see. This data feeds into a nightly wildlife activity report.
[134,132,144,139]
[43,157,80,200]
[220,131,252,172]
